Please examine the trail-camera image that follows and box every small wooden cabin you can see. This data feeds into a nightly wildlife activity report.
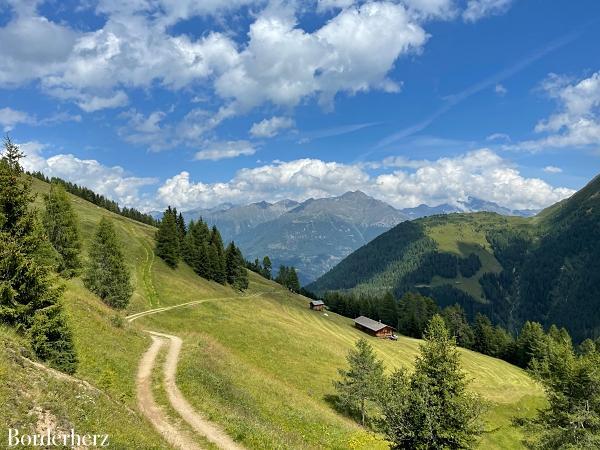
[309,300,325,311]
[354,316,394,338]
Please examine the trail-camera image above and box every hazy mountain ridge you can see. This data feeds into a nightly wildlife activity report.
[401,196,539,219]
[178,192,541,283]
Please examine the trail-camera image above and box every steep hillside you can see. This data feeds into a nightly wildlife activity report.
[0,176,545,449]
[309,174,600,341]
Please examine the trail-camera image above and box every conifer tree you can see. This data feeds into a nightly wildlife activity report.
[262,256,272,279]
[334,338,385,426]
[442,304,475,349]
[182,219,198,268]
[225,242,249,290]
[43,182,82,276]
[234,245,249,290]
[155,206,180,268]
[29,303,78,374]
[0,136,77,373]
[288,266,300,292]
[176,210,186,244]
[182,219,212,279]
[525,330,600,448]
[209,226,226,284]
[380,315,483,449]
[378,292,398,327]
[515,321,548,368]
[206,242,219,281]
[84,217,133,309]
[225,242,239,285]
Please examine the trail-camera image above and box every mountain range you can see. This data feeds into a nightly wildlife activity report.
[174,193,540,283]
[308,174,600,342]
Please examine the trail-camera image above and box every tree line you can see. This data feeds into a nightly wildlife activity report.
[323,289,600,371]
[29,171,159,227]
[155,207,248,290]
[246,256,303,293]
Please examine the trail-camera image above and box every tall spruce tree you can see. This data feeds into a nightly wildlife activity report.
[275,265,301,292]
[288,266,300,292]
[225,242,249,290]
[209,226,226,284]
[184,219,211,279]
[442,304,475,349]
[234,245,249,290]
[378,292,398,327]
[84,217,133,309]
[262,256,272,279]
[334,338,385,426]
[176,210,186,245]
[0,137,77,373]
[380,315,483,449]
[155,206,180,268]
[225,242,239,285]
[43,182,82,276]
[525,330,600,448]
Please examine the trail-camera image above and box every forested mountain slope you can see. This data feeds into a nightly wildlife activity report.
[309,174,600,342]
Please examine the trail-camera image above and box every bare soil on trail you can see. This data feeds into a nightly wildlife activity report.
[136,336,203,450]
[131,301,248,450]
[149,331,245,450]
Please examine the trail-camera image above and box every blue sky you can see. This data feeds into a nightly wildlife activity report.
[1,0,599,211]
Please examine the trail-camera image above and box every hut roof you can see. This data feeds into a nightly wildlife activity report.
[310,300,325,306]
[354,316,391,332]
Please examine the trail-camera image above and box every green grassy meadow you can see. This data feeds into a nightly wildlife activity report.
[0,177,546,449]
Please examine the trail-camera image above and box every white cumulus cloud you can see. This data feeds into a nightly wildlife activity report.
[20,141,157,208]
[194,140,256,161]
[250,116,294,138]
[156,149,574,211]
[543,165,562,173]
[0,107,34,131]
[463,0,514,22]
[513,72,600,151]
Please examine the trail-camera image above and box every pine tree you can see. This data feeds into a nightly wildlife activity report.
[176,211,186,244]
[262,256,272,279]
[525,332,600,448]
[43,182,82,276]
[380,315,484,449]
[288,266,300,292]
[225,242,249,290]
[225,242,239,285]
[275,265,301,291]
[84,217,133,309]
[182,219,211,279]
[155,206,180,268]
[275,265,288,286]
[234,245,249,290]
[209,226,226,284]
[442,304,475,349]
[378,292,398,327]
[182,220,198,268]
[206,242,219,281]
[515,321,548,367]
[0,136,77,373]
[29,303,78,374]
[334,338,385,426]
